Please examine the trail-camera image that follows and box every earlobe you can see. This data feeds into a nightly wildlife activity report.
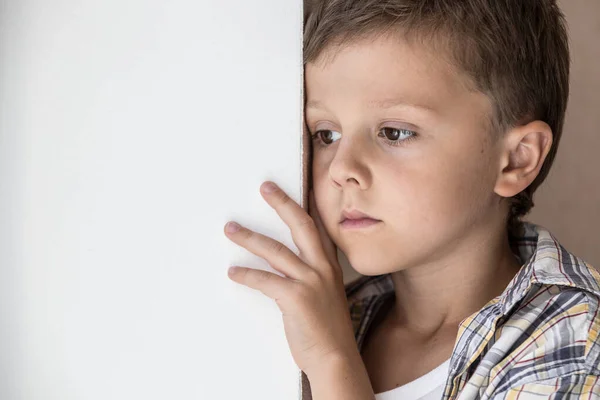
[494,120,553,198]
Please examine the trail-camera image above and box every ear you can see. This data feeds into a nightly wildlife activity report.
[494,120,553,198]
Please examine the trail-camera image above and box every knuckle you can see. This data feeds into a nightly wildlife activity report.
[241,228,254,240]
[258,270,271,281]
[278,192,292,205]
[305,267,322,283]
[268,240,285,254]
[297,214,316,229]
[255,269,272,283]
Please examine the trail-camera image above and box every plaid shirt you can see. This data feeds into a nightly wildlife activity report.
[299,222,600,399]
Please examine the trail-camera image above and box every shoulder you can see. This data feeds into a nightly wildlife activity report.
[484,222,600,392]
[483,282,600,398]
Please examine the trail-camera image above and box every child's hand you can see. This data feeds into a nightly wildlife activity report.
[224,181,358,377]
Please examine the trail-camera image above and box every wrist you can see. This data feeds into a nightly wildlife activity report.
[305,350,359,377]
[305,351,375,400]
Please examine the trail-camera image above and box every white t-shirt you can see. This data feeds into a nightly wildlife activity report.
[374,359,451,400]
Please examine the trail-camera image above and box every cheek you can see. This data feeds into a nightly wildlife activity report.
[384,171,450,227]
[385,151,490,222]
[311,171,337,225]
[311,160,328,198]
[426,144,496,218]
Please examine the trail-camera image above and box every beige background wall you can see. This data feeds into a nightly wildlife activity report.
[342,0,600,284]
[527,0,600,268]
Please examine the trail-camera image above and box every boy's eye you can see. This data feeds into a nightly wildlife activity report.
[312,130,342,145]
[379,127,415,142]
[311,127,417,148]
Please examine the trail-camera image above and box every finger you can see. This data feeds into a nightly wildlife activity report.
[224,221,311,281]
[308,189,340,271]
[259,182,329,271]
[228,266,292,301]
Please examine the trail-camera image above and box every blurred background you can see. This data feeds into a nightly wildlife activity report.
[526,0,600,269]
[342,0,600,283]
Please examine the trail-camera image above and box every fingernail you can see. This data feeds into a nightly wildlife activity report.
[225,222,241,233]
[263,182,277,193]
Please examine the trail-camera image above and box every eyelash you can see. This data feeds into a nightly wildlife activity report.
[310,127,418,148]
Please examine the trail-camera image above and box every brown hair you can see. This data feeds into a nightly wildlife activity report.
[304,0,570,236]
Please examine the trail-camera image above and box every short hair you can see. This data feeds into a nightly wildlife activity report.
[304,0,570,236]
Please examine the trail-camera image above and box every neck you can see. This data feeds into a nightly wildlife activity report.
[388,220,522,336]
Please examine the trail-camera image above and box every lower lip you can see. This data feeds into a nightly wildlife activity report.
[341,218,381,229]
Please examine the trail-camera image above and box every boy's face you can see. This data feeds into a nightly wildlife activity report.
[305,33,507,276]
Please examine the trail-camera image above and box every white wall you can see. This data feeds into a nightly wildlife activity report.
[0,1,304,399]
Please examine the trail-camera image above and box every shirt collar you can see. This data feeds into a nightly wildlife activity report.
[496,221,600,315]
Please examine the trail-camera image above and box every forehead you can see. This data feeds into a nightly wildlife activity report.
[305,34,478,115]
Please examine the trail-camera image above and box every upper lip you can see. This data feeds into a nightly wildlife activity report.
[341,209,379,222]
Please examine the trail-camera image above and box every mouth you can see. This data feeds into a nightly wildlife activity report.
[340,218,381,229]
[340,209,381,229]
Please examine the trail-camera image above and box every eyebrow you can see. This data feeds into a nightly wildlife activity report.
[305,100,327,111]
[306,98,436,113]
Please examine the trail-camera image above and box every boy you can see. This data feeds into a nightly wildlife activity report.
[303,0,600,398]
[225,0,600,399]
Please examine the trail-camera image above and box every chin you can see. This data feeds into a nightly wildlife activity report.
[344,255,395,276]
[355,269,388,277]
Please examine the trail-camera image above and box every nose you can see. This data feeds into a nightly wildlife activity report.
[328,137,372,191]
